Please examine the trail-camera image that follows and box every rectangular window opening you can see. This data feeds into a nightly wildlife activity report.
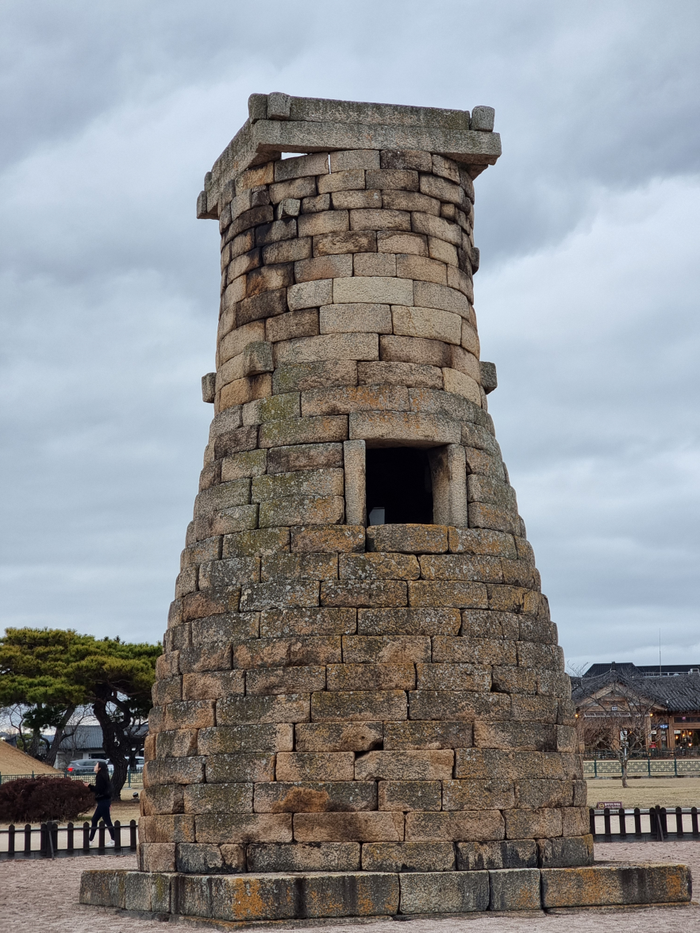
[365,447,433,525]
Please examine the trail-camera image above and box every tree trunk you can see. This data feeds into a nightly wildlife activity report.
[44,705,76,768]
[91,694,129,799]
[621,757,628,788]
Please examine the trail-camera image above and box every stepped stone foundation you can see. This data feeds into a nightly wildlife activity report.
[81,93,691,921]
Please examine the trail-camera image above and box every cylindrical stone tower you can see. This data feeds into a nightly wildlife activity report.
[141,93,590,881]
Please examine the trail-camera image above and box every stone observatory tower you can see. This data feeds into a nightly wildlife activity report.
[81,95,691,921]
[150,88,588,873]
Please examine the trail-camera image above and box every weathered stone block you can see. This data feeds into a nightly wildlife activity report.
[353,251,397,275]
[314,230,377,255]
[197,723,293,754]
[311,690,407,722]
[223,527,290,557]
[443,780,514,810]
[488,868,541,911]
[380,335,451,368]
[405,810,505,843]
[392,306,461,345]
[292,524,365,553]
[141,784,185,816]
[384,721,473,749]
[342,634,430,664]
[140,815,196,844]
[190,612,259,646]
[234,634,341,668]
[317,170,365,194]
[366,523,448,554]
[259,494,345,527]
[196,813,293,844]
[416,663,491,692]
[221,449,267,482]
[339,553,419,581]
[298,210,350,237]
[242,391,301,426]
[399,871,490,914]
[420,554,503,583]
[333,275,413,306]
[273,358,358,393]
[295,721,383,752]
[409,690,510,722]
[473,721,558,752]
[302,384,408,417]
[259,606,356,636]
[432,635,516,666]
[262,236,313,265]
[183,783,253,814]
[252,467,344,502]
[504,808,562,840]
[276,751,355,782]
[456,839,538,871]
[378,781,442,812]
[260,552,337,582]
[327,662,415,692]
[239,581,319,611]
[216,693,310,724]
[358,361,443,389]
[205,753,275,783]
[294,812,404,842]
[538,834,593,868]
[277,332,379,365]
[409,581,488,609]
[254,781,376,812]
[358,607,460,636]
[295,253,353,283]
[321,580,407,608]
[247,842,362,872]
[245,665,327,696]
[540,863,691,908]
[320,302,392,335]
[355,750,453,781]
[182,671,245,700]
[267,441,343,474]
[363,842,455,872]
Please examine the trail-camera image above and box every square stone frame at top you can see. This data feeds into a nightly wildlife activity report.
[344,439,467,528]
[198,93,501,219]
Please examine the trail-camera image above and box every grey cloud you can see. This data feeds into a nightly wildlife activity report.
[1,1,698,669]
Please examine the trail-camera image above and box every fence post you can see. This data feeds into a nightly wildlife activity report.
[674,757,678,777]
[594,759,597,778]
[648,757,651,777]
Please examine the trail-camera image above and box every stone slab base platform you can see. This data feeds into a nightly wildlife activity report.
[80,862,691,923]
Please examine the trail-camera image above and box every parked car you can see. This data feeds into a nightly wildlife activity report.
[65,758,113,775]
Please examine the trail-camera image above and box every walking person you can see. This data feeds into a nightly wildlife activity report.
[87,760,115,845]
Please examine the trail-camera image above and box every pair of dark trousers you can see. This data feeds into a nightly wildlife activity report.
[90,799,114,840]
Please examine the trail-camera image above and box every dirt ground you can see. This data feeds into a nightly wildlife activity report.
[587,777,700,809]
[1,842,700,933]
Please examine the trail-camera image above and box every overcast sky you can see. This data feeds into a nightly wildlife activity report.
[1,1,698,672]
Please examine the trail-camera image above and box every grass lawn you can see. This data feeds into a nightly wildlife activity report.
[587,776,700,808]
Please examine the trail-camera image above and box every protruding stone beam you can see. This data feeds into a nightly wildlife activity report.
[198,93,501,220]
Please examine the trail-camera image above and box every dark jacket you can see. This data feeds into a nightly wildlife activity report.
[89,767,112,802]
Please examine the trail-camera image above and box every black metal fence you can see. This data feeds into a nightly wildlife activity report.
[0,819,138,859]
[590,805,700,842]
[0,769,143,787]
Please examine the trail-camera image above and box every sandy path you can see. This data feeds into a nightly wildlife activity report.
[1,844,700,933]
